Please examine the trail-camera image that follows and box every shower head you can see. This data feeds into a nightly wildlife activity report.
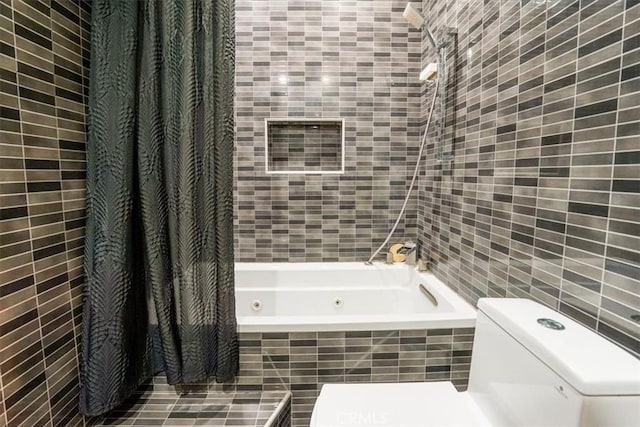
[403,2,439,49]
[403,2,424,29]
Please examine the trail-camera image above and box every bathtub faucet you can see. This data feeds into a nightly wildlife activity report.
[366,241,417,265]
[403,241,417,266]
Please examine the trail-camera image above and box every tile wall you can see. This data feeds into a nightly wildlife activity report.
[0,0,90,425]
[416,0,640,357]
[234,0,423,262]
[226,328,474,427]
[1,0,637,425]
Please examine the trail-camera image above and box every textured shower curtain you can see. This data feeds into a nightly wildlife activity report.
[80,0,237,416]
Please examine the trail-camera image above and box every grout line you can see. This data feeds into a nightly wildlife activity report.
[3,2,35,427]
[596,0,628,342]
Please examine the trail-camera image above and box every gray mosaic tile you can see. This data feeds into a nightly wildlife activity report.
[416,0,640,357]
[213,328,473,427]
[0,0,89,425]
[234,0,423,262]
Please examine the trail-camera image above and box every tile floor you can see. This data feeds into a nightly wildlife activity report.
[96,388,291,427]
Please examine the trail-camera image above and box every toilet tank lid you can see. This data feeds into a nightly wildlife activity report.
[478,298,640,396]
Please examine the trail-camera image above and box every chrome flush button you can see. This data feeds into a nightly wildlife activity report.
[537,318,565,330]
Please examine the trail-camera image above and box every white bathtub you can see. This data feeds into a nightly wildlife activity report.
[235,263,477,332]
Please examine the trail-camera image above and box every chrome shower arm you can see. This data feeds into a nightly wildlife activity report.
[425,27,439,49]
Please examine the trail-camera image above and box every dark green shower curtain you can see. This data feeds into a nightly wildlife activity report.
[80,0,237,416]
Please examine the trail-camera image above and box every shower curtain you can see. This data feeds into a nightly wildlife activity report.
[80,0,237,416]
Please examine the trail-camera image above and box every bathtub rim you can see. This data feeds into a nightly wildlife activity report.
[234,262,477,333]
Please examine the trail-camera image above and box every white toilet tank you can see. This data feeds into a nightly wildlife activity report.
[469,299,640,427]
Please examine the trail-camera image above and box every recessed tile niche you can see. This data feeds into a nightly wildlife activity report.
[265,118,345,174]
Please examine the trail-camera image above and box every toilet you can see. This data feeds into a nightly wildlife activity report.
[310,298,640,426]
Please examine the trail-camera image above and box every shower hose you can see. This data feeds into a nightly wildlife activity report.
[366,78,440,265]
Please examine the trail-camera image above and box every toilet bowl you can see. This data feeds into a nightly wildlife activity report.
[310,298,640,426]
[311,382,491,426]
